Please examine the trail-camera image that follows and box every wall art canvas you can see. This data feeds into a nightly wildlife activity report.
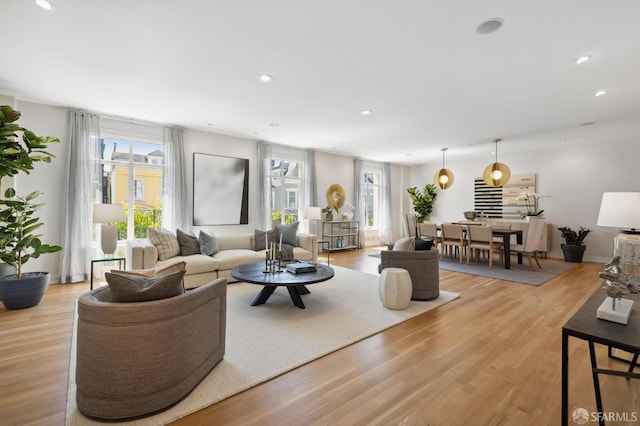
[193,153,249,225]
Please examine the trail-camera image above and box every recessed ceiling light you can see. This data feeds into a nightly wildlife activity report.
[595,90,607,97]
[361,109,372,115]
[269,123,280,127]
[35,0,55,11]
[259,74,273,82]
[576,55,591,65]
[476,18,504,35]
[580,122,595,126]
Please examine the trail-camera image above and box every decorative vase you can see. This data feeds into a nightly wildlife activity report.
[0,272,51,310]
[325,212,333,221]
[561,244,586,263]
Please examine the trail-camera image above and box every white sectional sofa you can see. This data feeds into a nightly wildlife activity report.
[126,233,318,289]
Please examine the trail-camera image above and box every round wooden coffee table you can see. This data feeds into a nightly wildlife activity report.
[231,261,334,309]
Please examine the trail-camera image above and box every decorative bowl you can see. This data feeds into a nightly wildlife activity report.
[463,211,477,220]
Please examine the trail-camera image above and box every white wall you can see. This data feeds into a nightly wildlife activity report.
[9,97,632,282]
[409,138,640,262]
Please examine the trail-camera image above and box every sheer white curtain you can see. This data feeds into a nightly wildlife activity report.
[163,126,188,231]
[354,159,365,248]
[60,110,100,283]
[380,162,392,245]
[257,141,272,230]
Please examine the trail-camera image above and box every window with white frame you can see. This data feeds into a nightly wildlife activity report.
[362,167,381,228]
[97,136,164,240]
[269,154,305,227]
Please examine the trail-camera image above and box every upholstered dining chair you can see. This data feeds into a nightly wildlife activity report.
[403,214,418,238]
[467,225,503,268]
[418,223,440,251]
[510,217,546,271]
[441,224,468,263]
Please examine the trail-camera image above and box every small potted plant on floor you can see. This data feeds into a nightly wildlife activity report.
[0,105,61,310]
[558,226,591,263]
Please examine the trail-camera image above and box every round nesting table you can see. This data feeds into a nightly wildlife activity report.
[231,261,335,309]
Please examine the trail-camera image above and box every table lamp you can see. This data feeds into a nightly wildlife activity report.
[93,204,125,256]
[304,206,322,236]
[595,192,640,324]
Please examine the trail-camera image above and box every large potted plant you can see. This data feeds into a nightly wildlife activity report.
[0,105,61,310]
[407,184,437,222]
[558,226,591,263]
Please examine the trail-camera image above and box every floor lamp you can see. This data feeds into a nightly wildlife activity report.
[93,204,126,256]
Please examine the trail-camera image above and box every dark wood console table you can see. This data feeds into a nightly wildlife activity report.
[561,286,640,425]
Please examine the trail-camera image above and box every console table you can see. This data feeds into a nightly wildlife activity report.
[561,286,640,425]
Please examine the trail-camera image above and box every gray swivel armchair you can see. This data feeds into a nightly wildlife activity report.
[379,249,440,300]
[75,278,227,420]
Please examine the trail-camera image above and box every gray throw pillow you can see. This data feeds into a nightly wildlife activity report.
[254,229,277,251]
[199,230,219,256]
[177,229,200,256]
[148,228,180,261]
[105,269,186,303]
[275,221,299,247]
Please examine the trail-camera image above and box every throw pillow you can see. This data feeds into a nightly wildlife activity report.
[199,230,219,256]
[254,229,277,251]
[148,228,180,261]
[105,269,186,303]
[392,237,415,251]
[275,221,299,247]
[177,229,200,256]
[109,261,186,278]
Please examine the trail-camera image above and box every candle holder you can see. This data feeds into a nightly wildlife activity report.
[263,250,284,273]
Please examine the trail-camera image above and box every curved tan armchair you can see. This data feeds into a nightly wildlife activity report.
[76,278,227,420]
[379,249,440,300]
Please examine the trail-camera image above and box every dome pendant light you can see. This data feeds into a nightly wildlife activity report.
[434,147,454,189]
[482,138,511,187]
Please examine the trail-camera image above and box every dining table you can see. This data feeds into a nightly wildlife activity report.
[446,223,523,269]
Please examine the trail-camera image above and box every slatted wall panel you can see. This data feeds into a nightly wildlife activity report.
[474,174,536,219]
[474,178,503,218]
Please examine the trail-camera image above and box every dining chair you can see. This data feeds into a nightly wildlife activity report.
[467,225,503,268]
[418,223,440,251]
[403,214,418,238]
[441,224,468,263]
[510,217,546,271]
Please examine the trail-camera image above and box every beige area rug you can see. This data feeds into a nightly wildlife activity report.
[66,265,460,425]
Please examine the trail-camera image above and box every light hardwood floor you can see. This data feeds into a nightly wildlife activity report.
[1,248,638,425]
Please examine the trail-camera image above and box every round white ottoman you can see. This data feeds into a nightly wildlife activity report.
[378,267,412,310]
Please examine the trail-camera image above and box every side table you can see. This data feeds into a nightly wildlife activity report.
[90,255,126,290]
[318,239,330,265]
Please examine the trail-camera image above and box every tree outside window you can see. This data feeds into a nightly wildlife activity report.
[270,157,304,226]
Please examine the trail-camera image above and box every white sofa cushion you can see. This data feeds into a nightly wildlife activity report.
[213,249,265,270]
[156,254,219,275]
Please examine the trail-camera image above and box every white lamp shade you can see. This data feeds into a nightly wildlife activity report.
[304,206,322,221]
[596,192,640,229]
[93,204,126,223]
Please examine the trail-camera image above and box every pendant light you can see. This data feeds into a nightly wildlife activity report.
[482,138,511,187]
[433,148,454,189]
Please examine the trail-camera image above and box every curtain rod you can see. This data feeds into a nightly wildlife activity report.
[69,108,180,129]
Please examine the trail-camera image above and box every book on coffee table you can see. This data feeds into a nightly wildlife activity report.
[286,262,317,274]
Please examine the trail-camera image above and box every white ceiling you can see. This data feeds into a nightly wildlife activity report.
[2,0,640,164]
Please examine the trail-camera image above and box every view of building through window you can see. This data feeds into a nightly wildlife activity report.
[363,169,380,228]
[270,157,304,227]
[98,137,164,240]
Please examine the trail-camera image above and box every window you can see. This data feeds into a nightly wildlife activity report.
[97,137,164,240]
[133,179,145,201]
[270,157,304,227]
[362,168,381,228]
